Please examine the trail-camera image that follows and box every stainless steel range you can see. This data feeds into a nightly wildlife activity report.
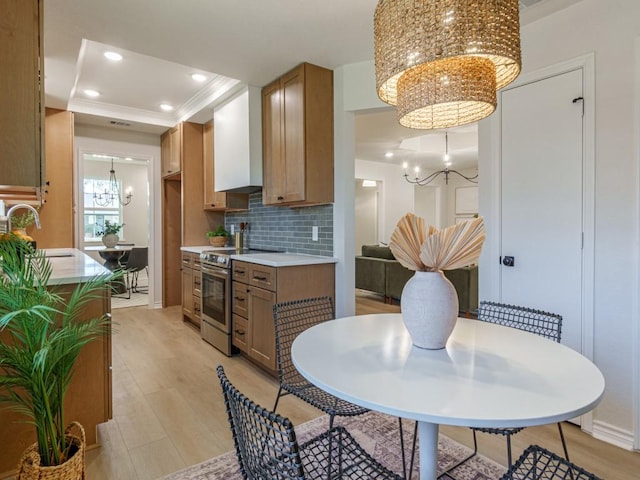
[199,248,235,355]
[199,248,277,355]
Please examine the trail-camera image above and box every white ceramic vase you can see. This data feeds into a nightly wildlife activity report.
[401,270,459,349]
[102,234,119,248]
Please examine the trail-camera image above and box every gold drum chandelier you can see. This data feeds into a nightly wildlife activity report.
[374,0,521,129]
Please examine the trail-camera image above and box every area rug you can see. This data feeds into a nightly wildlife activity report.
[161,411,506,479]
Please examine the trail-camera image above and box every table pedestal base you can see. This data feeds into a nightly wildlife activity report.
[418,421,439,480]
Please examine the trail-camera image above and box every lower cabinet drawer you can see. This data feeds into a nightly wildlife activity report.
[232,281,249,317]
[232,314,249,353]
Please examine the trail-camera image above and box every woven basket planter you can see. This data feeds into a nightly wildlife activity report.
[209,236,229,247]
[17,422,86,480]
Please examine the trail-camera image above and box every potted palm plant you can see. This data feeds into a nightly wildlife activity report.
[0,239,114,479]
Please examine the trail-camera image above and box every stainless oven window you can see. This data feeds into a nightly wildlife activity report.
[201,266,229,331]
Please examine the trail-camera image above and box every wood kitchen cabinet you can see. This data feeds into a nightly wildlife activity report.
[181,252,202,326]
[163,121,223,307]
[262,63,334,206]
[0,282,111,477]
[0,0,45,193]
[202,119,248,212]
[231,260,335,373]
[161,124,182,177]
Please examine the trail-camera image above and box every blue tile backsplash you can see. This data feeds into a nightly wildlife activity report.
[225,193,333,256]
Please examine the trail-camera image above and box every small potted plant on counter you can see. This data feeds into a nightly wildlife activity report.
[207,225,230,247]
[96,220,123,248]
[9,207,40,239]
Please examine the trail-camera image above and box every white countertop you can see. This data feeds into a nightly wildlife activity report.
[181,245,337,267]
[41,248,111,285]
[230,252,337,267]
[180,245,219,254]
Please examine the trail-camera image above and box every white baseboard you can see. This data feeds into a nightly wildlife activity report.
[591,420,636,450]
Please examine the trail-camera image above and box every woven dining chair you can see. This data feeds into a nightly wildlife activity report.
[445,301,570,475]
[272,297,369,428]
[500,445,602,480]
[273,297,415,478]
[216,365,404,480]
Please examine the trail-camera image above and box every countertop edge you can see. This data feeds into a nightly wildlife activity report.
[43,248,111,285]
[229,253,338,267]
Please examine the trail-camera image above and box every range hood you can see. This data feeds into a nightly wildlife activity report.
[213,85,263,193]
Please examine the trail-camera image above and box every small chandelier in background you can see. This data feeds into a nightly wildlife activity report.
[374,0,522,129]
[93,157,133,207]
[402,132,478,186]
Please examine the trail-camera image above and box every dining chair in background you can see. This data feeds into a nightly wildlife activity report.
[123,247,148,295]
[455,301,569,474]
[272,296,369,428]
[273,296,416,479]
[117,242,135,265]
[500,445,602,480]
[216,365,404,480]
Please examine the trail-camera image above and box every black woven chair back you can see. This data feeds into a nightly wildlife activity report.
[217,365,305,480]
[500,445,602,480]
[478,301,562,342]
[273,296,334,387]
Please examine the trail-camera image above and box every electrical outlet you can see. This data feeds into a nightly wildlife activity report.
[230,224,235,234]
[312,226,319,241]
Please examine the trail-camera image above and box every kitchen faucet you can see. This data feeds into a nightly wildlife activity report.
[0,204,41,233]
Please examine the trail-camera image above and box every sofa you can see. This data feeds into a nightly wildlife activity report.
[355,245,478,315]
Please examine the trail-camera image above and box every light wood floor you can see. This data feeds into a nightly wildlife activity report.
[79,292,638,479]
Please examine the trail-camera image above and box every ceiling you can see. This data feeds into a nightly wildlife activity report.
[43,0,583,169]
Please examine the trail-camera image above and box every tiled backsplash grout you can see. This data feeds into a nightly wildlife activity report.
[225,192,333,256]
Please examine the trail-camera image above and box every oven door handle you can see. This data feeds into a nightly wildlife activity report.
[201,265,229,278]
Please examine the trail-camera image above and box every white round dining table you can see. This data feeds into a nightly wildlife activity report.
[291,313,605,480]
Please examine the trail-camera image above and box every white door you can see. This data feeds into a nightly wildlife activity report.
[354,180,379,255]
[500,68,583,354]
[414,185,440,228]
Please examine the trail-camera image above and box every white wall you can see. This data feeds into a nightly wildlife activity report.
[355,159,413,242]
[75,125,162,307]
[477,0,640,447]
[337,0,640,447]
[354,159,477,241]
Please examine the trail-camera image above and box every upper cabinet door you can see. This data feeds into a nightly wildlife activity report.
[203,119,226,210]
[281,67,306,203]
[161,124,182,177]
[0,0,44,189]
[261,63,334,207]
[262,79,284,205]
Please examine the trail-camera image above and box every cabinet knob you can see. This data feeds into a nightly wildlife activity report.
[277,196,284,200]
[234,296,245,302]
[235,329,245,336]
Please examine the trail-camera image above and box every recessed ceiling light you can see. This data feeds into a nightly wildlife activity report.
[160,103,174,111]
[104,51,123,61]
[191,73,207,82]
[385,152,394,158]
[125,157,133,161]
[83,89,101,98]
